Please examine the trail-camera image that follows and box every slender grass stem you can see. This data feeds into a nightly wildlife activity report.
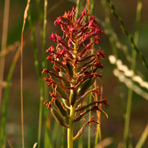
[76,0,80,18]
[36,0,42,20]
[101,0,117,58]
[0,0,10,106]
[37,0,48,147]
[86,1,92,147]
[95,85,103,148]
[106,0,148,70]
[97,18,131,62]
[20,1,31,148]
[135,124,148,148]
[42,0,48,69]
[78,119,83,148]
[61,127,65,148]
[0,48,20,148]
[89,1,97,148]
[123,0,142,147]
[28,7,45,148]
[0,0,10,146]
[76,2,84,148]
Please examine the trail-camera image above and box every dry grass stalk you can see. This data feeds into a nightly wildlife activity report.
[0,0,10,106]
[20,0,31,148]
[0,41,20,58]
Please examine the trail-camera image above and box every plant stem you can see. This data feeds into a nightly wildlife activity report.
[101,0,117,58]
[123,0,142,147]
[0,48,20,148]
[67,42,77,148]
[106,0,148,70]
[67,105,75,148]
[0,0,10,106]
[135,124,148,148]
[38,0,48,147]
[95,85,103,148]
[20,1,31,148]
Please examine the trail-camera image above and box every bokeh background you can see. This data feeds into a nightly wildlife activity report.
[0,0,148,147]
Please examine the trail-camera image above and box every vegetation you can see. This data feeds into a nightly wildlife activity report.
[0,0,148,148]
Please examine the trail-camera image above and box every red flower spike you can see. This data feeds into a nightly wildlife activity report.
[43,8,108,139]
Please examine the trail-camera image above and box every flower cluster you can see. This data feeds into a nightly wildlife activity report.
[42,8,108,142]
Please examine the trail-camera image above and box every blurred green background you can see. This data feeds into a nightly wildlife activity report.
[0,0,148,147]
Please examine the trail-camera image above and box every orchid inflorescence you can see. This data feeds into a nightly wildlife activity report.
[42,7,108,145]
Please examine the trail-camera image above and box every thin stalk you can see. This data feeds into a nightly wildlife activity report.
[101,0,117,58]
[0,0,10,106]
[42,0,48,68]
[123,0,142,147]
[76,0,80,19]
[135,124,148,148]
[86,1,92,147]
[61,127,65,148]
[44,117,51,148]
[90,0,95,16]
[97,18,131,62]
[0,48,20,148]
[0,28,28,148]
[36,0,42,20]
[88,96,91,148]
[67,43,77,148]
[67,105,75,148]
[106,0,148,70]
[28,10,41,82]
[20,1,31,148]
[38,0,48,147]
[76,2,84,148]
[78,119,83,148]
[89,1,96,148]
[28,7,44,148]
[95,85,103,148]
[42,1,49,148]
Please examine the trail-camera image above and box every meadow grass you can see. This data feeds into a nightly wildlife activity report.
[0,0,148,148]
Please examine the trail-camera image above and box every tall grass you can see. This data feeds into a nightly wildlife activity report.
[20,1,31,147]
[0,0,148,148]
[0,0,10,106]
[123,0,142,147]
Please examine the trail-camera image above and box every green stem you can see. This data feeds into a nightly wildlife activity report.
[67,42,77,148]
[106,0,148,70]
[76,0,80,19]
[0,49,20,148]
[38,0,48,147]
[67,105,75,148]
[78,119,83,148]
[88,1,96,148]
[38,87,44,148]
[123,0,142,147]
[135,124,148,148]
[76,3,82,148]
[101,0,117,57]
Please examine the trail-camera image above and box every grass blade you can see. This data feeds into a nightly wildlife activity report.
[135,124,148,148]
[123,0,142,147]
[106,0,148,70]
